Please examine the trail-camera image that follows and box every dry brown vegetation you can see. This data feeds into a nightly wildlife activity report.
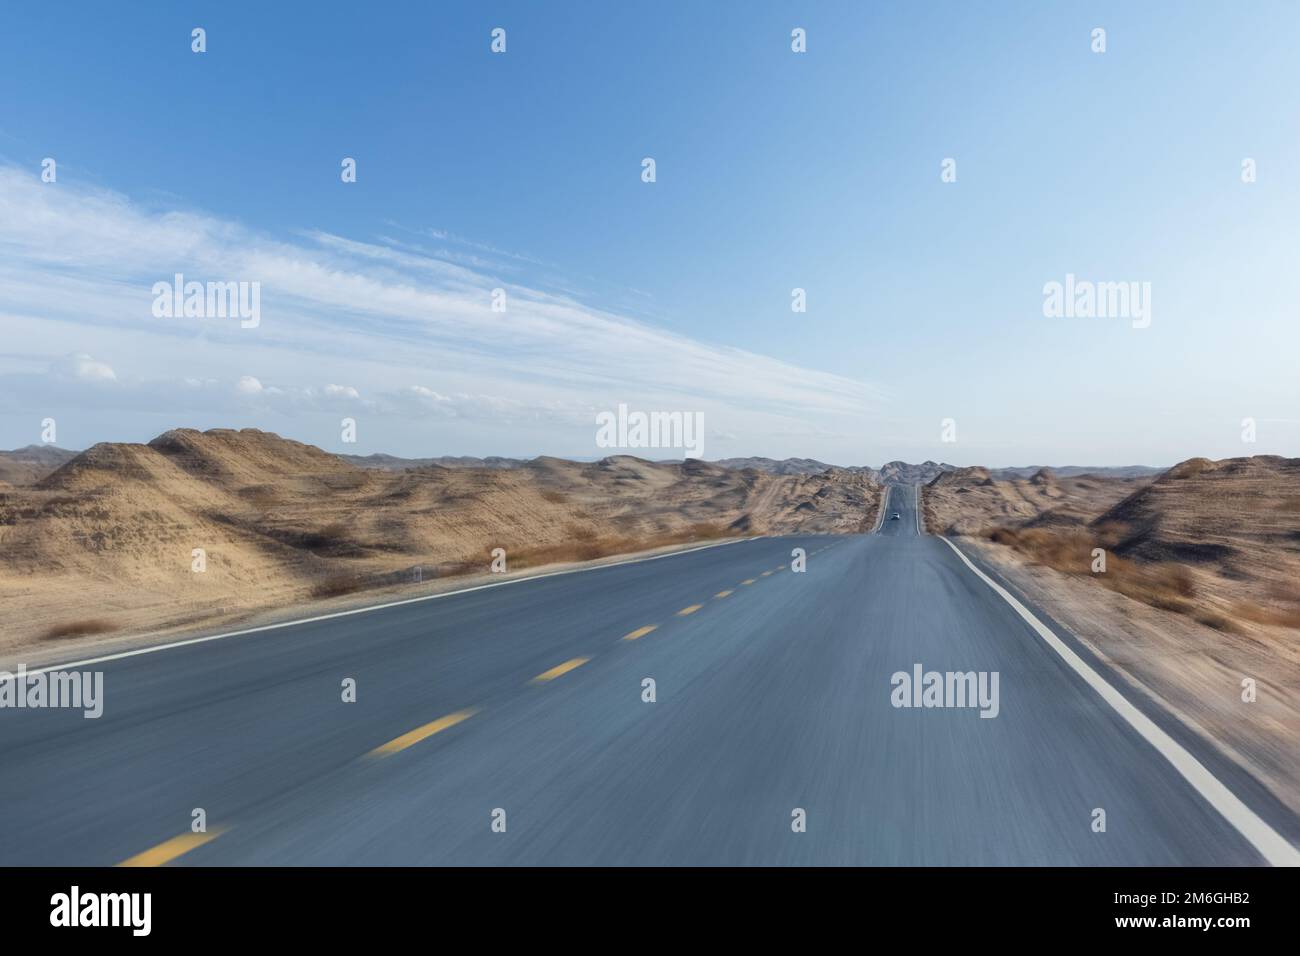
[0,428,879,655]
[505,521,733,569]
[935,457,1300,634]
[38,619,116,641]
[986,525,1207,623]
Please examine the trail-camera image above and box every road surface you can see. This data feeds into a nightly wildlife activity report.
[0,484,1294,865]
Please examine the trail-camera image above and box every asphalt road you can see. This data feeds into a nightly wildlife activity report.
[0,485,1293,865]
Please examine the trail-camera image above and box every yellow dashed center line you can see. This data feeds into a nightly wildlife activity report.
[115,534,849,871]
[118,828,227,867]
[531,657,590,683]
[368,709,478,757]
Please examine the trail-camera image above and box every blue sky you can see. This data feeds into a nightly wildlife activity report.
[1,1,1297,465]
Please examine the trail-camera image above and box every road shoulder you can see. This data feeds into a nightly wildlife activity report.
[938,533,1300,856]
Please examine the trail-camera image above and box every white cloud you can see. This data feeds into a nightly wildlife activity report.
[0,165,889,455]
[52,353,117,382]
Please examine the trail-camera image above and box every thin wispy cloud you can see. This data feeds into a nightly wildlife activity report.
[0,165,886,455]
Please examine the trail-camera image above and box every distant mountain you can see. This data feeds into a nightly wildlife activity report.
[340,453,525,471]
[65,441,1165,487]
[711,456,843,476]
[986,464,1166,481]
[0,444,80,486]
[878,461,956,485]
[711,459,974,485]
[711,459,1163,484]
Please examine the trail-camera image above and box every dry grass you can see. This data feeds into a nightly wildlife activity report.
[40,619,115,641]
[985,526,1202,620]
[304,523,738,601]
[309,574,369,599]
[1229,600,1300,629]
[971,457,1300,636]
[506,522,733,570]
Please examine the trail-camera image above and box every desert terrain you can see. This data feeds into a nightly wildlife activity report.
[923,466,1152,537]
[0,428,880,660]
[6,431,1297,815]
[924,457,1300,815]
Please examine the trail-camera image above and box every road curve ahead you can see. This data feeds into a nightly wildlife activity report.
[0,490,1293,865]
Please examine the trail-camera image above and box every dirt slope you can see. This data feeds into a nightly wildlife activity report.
[924,467,1147,536]
[0,428,879,652]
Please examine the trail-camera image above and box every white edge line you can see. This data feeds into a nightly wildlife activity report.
[871,485,889,534]
[2,535,766,681]
[938,534,1299,867]
[914,484,923,535]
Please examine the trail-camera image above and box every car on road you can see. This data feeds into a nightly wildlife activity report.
[891,512,901,520]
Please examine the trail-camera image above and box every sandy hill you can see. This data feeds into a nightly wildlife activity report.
[923,467,1147,536]
[0,428,879,652]
[1094,455,1300,576]
[928,453,1300,633]
[927,466,992,488]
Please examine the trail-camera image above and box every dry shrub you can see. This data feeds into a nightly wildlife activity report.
[297,522,362,554]
[1091,520,1129,549]
[311,574,368,599]
[984,527,1096,574]
[242,485,281,511]
[986,524,1201,620]
[1192,609,1246,634]
[312,523,740,595]
[40,619,114,640]
[1108,561,1196,613]
[1230,600,1300,629]
[508,522,732,570]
